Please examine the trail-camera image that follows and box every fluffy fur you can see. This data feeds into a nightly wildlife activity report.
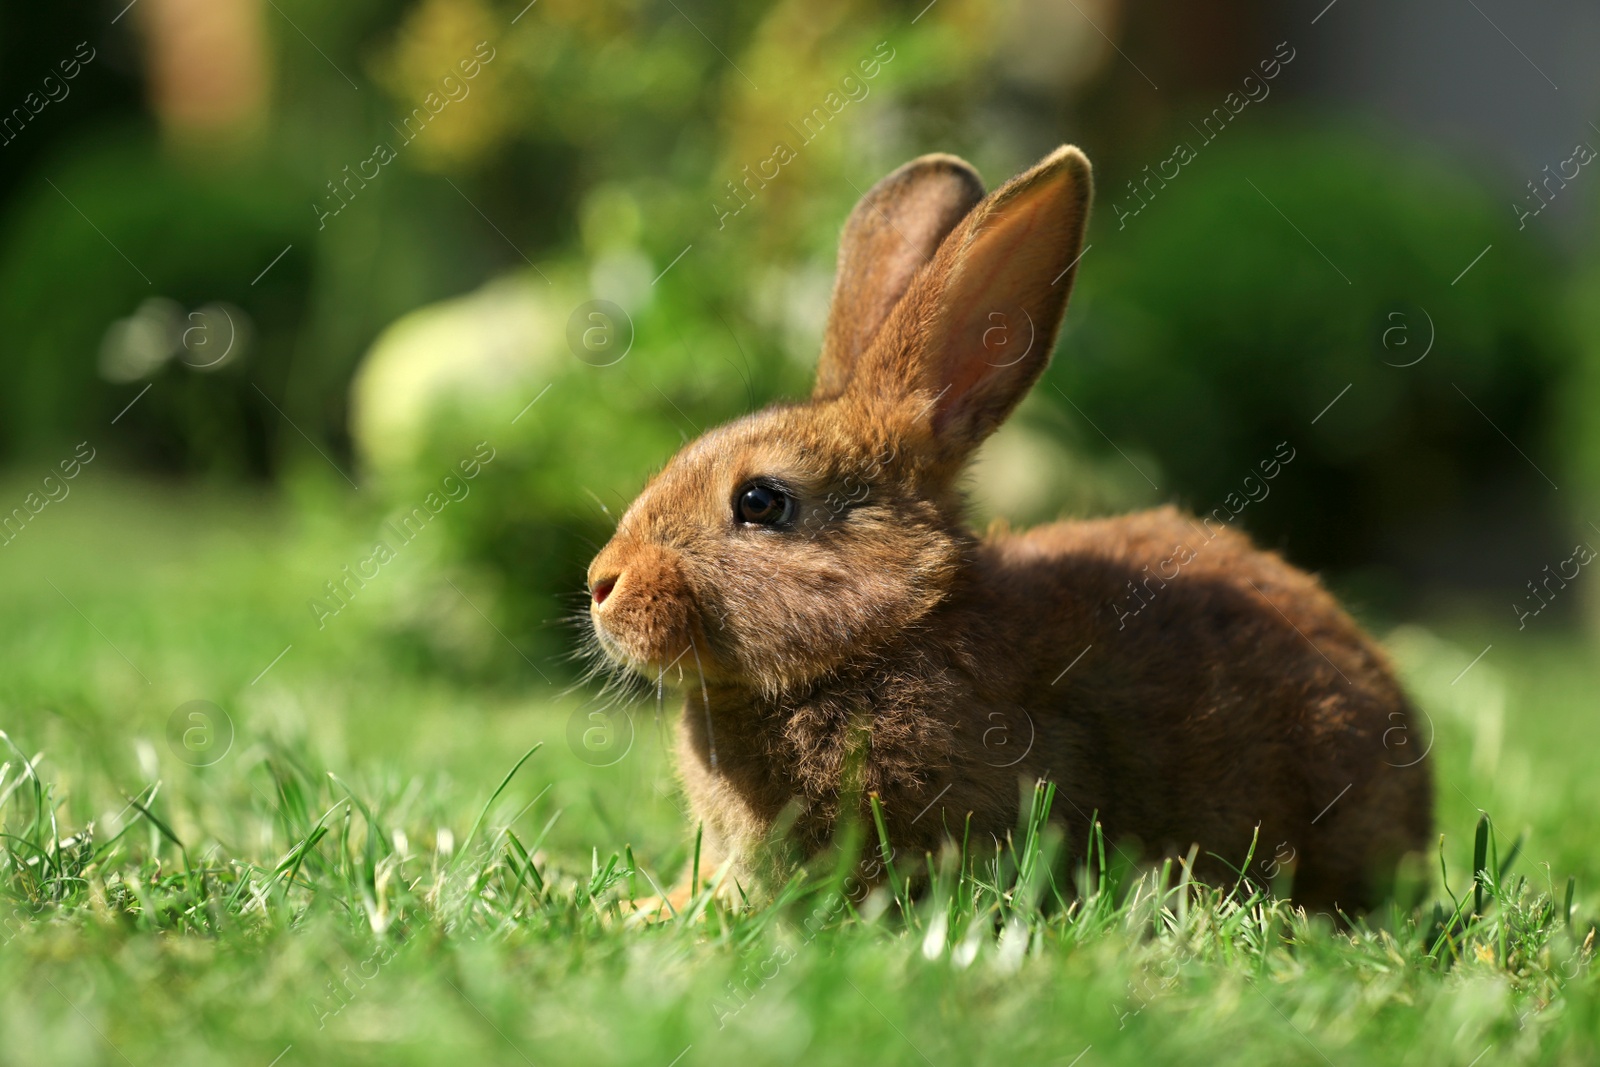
[585,146,1432,913]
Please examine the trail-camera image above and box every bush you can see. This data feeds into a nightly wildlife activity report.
[1042,125,1577,604]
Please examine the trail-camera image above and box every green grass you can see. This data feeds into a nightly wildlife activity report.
[3,473,1600,1065]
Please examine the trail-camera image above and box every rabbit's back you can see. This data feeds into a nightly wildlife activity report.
[957,504,1432,908]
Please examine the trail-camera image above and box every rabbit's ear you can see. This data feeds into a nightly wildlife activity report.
[861,145,1091,466]
[813,154,985,400]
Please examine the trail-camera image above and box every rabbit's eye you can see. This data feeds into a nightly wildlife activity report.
[734,481,794,526]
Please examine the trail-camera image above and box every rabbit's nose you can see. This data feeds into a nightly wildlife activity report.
[591,575,619,605]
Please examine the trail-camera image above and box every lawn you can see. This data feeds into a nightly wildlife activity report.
[2,472,1598,1066]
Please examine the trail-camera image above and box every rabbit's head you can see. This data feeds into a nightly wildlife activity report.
[586,147,1092,697]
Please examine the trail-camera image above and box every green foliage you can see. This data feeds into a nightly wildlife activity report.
[1052,126,1577,576]
[2,0,1591,640]
[0,135,313,473]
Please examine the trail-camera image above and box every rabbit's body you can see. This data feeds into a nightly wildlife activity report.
[674,505,1430,911]
[588,147,1432,913]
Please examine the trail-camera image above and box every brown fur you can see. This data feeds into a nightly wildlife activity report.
[586,147,1432,913]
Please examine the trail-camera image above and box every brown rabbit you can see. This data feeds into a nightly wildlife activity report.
[585,146,1432,914]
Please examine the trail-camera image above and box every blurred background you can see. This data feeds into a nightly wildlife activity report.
[2,0,1598,704]
[7,8,1600,1060]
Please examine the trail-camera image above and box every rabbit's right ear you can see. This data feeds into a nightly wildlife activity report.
[813,155,985,400]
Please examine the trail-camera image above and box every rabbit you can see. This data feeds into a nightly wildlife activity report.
[585,145,1433,915]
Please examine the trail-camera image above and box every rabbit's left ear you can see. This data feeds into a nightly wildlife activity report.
[814,154,985,400]
[858,146,1092,466]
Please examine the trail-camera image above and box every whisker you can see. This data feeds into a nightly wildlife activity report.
[560,617,657,707]
[581,487,618,532]
[690,636,716,772]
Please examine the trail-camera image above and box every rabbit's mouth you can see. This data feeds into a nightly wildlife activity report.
[585,543,716,683]
[589,613,702,680]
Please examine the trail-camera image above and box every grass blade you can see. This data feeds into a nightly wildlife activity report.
[1473,813,1490,917]
[453,744,542,869]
